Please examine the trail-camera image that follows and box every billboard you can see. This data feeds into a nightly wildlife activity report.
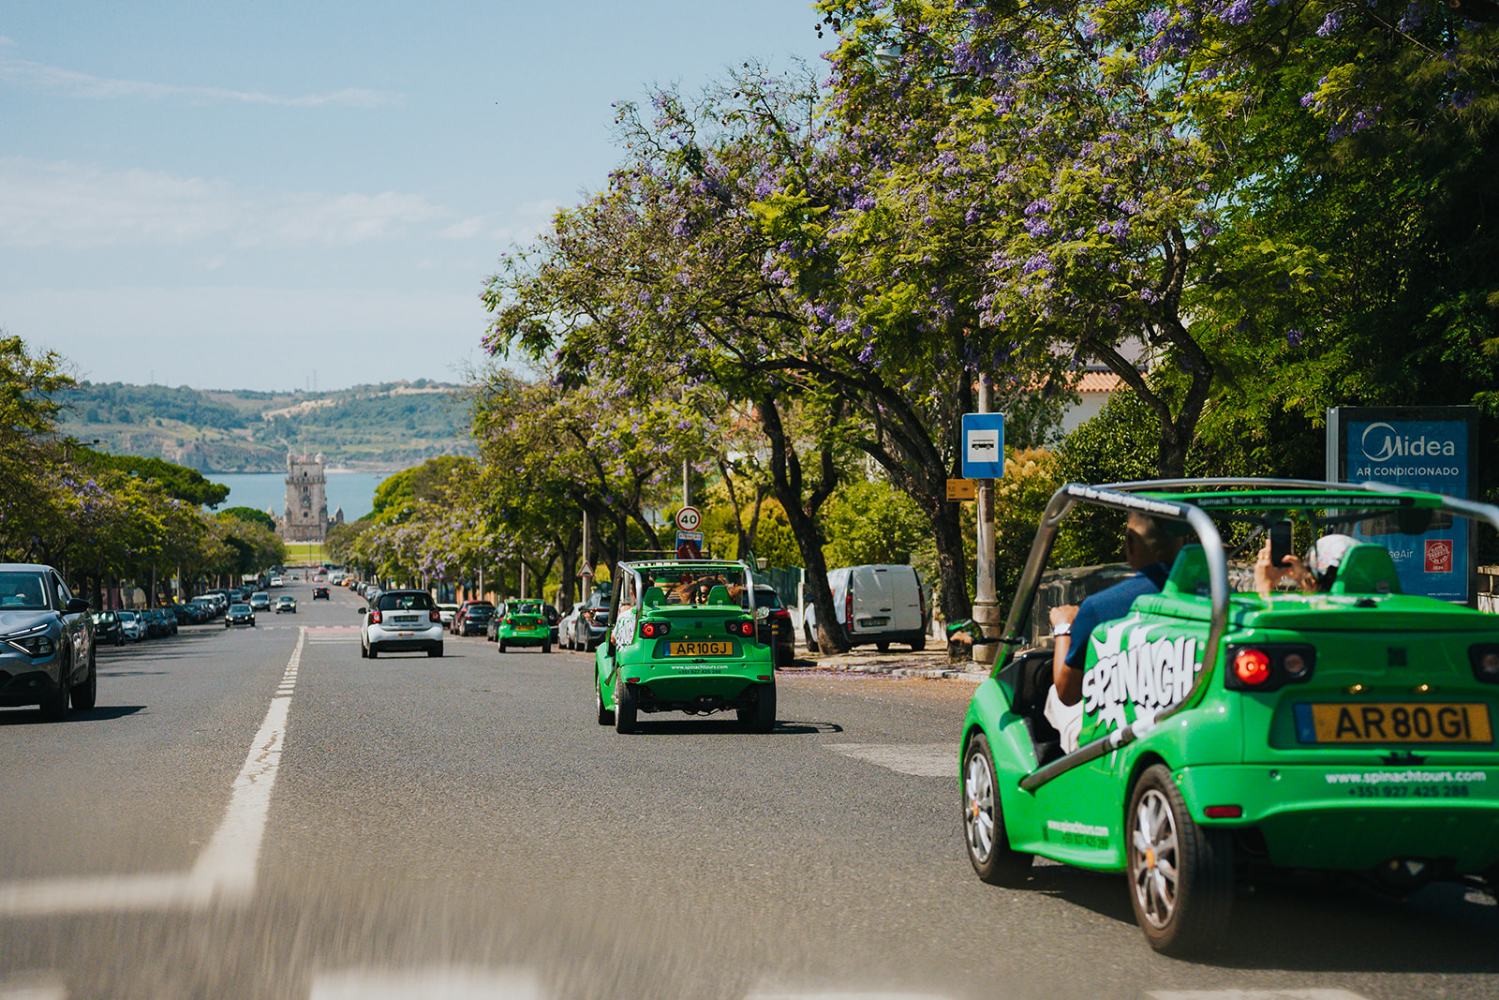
[1327,407,1478,602]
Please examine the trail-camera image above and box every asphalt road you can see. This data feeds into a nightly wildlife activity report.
[2,580,1497,999]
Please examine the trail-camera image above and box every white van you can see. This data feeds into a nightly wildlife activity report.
[802,564,929,652]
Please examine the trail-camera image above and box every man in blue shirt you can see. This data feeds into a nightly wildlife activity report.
[1043,512,1184,752]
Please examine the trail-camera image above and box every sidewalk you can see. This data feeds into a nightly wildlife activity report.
[784,640,991,683]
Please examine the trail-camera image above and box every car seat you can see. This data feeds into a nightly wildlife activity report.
[996,648,1063,766]
[1328,543,1402,595]
[705,585,732,606]
[1162,544,1209,598]
[642,586,666,608]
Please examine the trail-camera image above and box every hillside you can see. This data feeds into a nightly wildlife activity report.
[55,380,476,473]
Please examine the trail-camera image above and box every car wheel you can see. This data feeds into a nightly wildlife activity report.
[41,653,70,722]
[542,640,551,654]
[595,678,614,726]
[428,645,443,658]
[963,732,1032,886]
[804,624,819,654]
[614,682,637,734]
[1126,763,1233,956]
[737,685,775,733]
[910,635,927,652]
[368,645,379,659]
[70,647,98,711]
[876,640,891,652]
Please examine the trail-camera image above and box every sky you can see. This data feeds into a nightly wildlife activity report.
[0,1,827,391]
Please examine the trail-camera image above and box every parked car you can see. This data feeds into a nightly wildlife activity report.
[803,564,929,653]
[0,563,97,719]
[360,589,443,658]
[751,585,795,667]
[313,587,331,601]
[92,610,125,646]
[170,604,202,626]
[274,595,298,614]
[225,603,256,628]
[453,600,495,637]
[269,576,285,588]
[558,604,583,650]
[437,603,460,628]
[250,592,271,612]
[567,590,611,651]
[116,609,144,642]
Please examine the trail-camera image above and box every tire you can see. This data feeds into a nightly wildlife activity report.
[614,682,638,734]
[1126,763,1234,956]
[498,639,507,654]
[428,645,443,658]
[877,640,891,652]
[738,684,775,733]
[910,635,927,652]
[595,678,614,726]
[963,732,1032,886]
[542,640,551,654]
[804,624,819,654]
[70,648,98,711]
[367,645,379,659]
[41,654,70,722]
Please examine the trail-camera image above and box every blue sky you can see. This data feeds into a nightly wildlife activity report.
[0,1,826,390]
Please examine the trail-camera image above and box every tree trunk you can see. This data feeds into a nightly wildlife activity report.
[930,492,971,623]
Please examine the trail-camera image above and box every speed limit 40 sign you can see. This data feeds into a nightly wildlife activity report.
[674,506,702,532]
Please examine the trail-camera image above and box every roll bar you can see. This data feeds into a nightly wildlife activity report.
[1007,478,1499,792]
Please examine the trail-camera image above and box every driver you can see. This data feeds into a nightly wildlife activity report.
[1044,513,1184,754]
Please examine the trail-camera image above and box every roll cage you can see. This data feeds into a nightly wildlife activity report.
[607,560,758,626]
[1002,478,1499,792]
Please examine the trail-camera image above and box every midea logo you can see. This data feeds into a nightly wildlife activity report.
[1360,422,1456,462]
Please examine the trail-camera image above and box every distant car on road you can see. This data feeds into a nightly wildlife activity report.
[225,603,256,628]
[250,592,271,612]
[453,600,494,637]
[274,595,298,614]
[566,591,610,651]
[0,563,97,720]
[313,587,331,601]
[116,610,144,642]
[269,576,285,588]
[361,589,443,659]
[495,601,551,654]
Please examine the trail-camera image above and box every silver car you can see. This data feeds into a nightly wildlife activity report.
[360,590,443,659]
[0,563,97,720]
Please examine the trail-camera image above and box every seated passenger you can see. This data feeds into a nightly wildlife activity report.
[1044,513,1184,754]
[1254,533,1356,597]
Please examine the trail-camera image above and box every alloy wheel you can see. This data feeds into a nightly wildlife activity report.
[1131,788,1180,929]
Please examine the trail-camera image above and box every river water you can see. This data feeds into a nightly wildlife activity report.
[211,471,387,521]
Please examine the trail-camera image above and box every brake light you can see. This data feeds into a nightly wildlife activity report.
[640,621,671,638]
[770,609,790,621]
[429,609,441,623]
[1233,649,1271,686]
[845,590,853,630]
[369,610,382,624]
[1470,644,1499,683]
[726,620,755,638]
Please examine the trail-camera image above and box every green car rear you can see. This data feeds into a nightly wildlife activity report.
[961,480,1499,955]
[497,601,551,654]
[594,559,775,734]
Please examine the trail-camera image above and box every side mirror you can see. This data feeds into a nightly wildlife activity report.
[66,597,90,614]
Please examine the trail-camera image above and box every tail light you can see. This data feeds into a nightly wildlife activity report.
[1225,644,1315,692]
[770,609,790,621]
[640,621,671,638]
[1470,644,1499,683]
[505,617,514,626]
[429,609,441,623]
[726,620,755,638]
[845,590,853,630]
[369,610,382,624]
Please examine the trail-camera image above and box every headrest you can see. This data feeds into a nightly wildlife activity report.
[705,585,732,606]
[1329,543,1402,595]
[1162,544,1209,598]
[642,586,665,608]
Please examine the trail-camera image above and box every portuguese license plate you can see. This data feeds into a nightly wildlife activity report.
[668,640,734,657]
[1295,702,1494,744]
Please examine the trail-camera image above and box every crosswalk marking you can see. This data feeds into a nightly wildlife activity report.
[825,743,954,777]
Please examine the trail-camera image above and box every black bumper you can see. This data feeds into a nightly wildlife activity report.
[0,667,61,707]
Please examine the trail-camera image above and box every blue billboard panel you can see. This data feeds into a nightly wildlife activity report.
[1341,415,1470,601]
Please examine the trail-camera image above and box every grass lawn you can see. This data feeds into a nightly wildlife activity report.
[284,541,328,565]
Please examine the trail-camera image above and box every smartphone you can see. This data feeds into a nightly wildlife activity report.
[1269,521,1292,566]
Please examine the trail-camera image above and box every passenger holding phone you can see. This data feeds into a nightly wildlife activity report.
[1255,530,1358,596]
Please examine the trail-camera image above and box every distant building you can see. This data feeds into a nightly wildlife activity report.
[280,452,342,543]
[1058,369,1126,435]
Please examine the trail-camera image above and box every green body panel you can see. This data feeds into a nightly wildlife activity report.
[596,601,773,712]
[964,560,1499,876]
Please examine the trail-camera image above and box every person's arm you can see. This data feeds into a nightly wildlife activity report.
[1049,604,1081,705]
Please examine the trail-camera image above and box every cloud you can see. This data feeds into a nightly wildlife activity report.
[439,201,562,243]
[0,52,398,108]
[0,157,446,249]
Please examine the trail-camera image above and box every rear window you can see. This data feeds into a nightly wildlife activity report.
[752,587,783,609]
[377,592,434,612]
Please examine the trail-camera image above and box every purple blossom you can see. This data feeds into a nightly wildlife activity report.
[1316,10,1343,36]
[1286,328,1304,348]
[1021,252,1051,275]
[1397,2,1423,31]
[1218,0,1253,25]
[1023,217,1054,238]
[857,343,876,365]
[1023,198,1052,217]
[853,194,876,211]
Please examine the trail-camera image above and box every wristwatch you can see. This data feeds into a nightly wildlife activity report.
[1051,621,1071,637]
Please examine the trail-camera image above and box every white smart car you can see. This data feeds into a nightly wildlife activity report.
[360,589,443,659]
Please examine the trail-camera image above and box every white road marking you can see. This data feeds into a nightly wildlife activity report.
[1146,991,1371,1000]
[0,975,68,1000]
[308,966,543,1000]
[825,743,954,778]
[748,991,951,999]
[0,630,304,917]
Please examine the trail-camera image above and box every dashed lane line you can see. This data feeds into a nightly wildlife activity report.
[307,967,543,1000]
[824,743,955,778]
[0,629,305,917]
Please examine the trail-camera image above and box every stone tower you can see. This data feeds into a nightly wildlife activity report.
[283,452,330,543]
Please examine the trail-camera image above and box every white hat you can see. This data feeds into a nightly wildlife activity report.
[1306,534,1358,582]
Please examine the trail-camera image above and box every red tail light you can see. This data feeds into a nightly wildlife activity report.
[1204,805,1242,819]
[726,620,755,638]
[369,610,382,624]
[429,609,441,623]
[845,590,853,630]
[505,617,513,626]
[640,621,671,638]
[1233,648,1271,686]
[770,609,790,621]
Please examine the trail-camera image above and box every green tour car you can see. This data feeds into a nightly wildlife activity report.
[497,600,551,654]
[961,478,1499,955]
[594,559,775,734]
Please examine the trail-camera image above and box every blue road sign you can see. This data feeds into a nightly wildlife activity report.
[961,413,1006,479]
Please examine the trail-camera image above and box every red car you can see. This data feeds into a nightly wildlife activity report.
[452,600,495,637]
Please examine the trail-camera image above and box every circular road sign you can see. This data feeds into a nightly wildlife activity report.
[675,506,702,532]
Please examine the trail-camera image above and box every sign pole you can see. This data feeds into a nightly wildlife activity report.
[972,376,1000,664]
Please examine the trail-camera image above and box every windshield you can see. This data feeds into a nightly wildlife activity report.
[377,592,434,611]
[229,604,251,613]
[118,611,138,622]
[0,571,49,611]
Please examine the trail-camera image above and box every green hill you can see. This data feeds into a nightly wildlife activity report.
[55,380,476,473]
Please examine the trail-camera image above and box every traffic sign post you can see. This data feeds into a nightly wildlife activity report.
[964,404,1006,664]
[961,413,1005,479]
[674,506,702,532]
[675,530,704,560]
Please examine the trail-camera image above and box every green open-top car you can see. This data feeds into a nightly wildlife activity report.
[497,600,551,654]
[594,559,775,734]
[961,478,1499,955]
